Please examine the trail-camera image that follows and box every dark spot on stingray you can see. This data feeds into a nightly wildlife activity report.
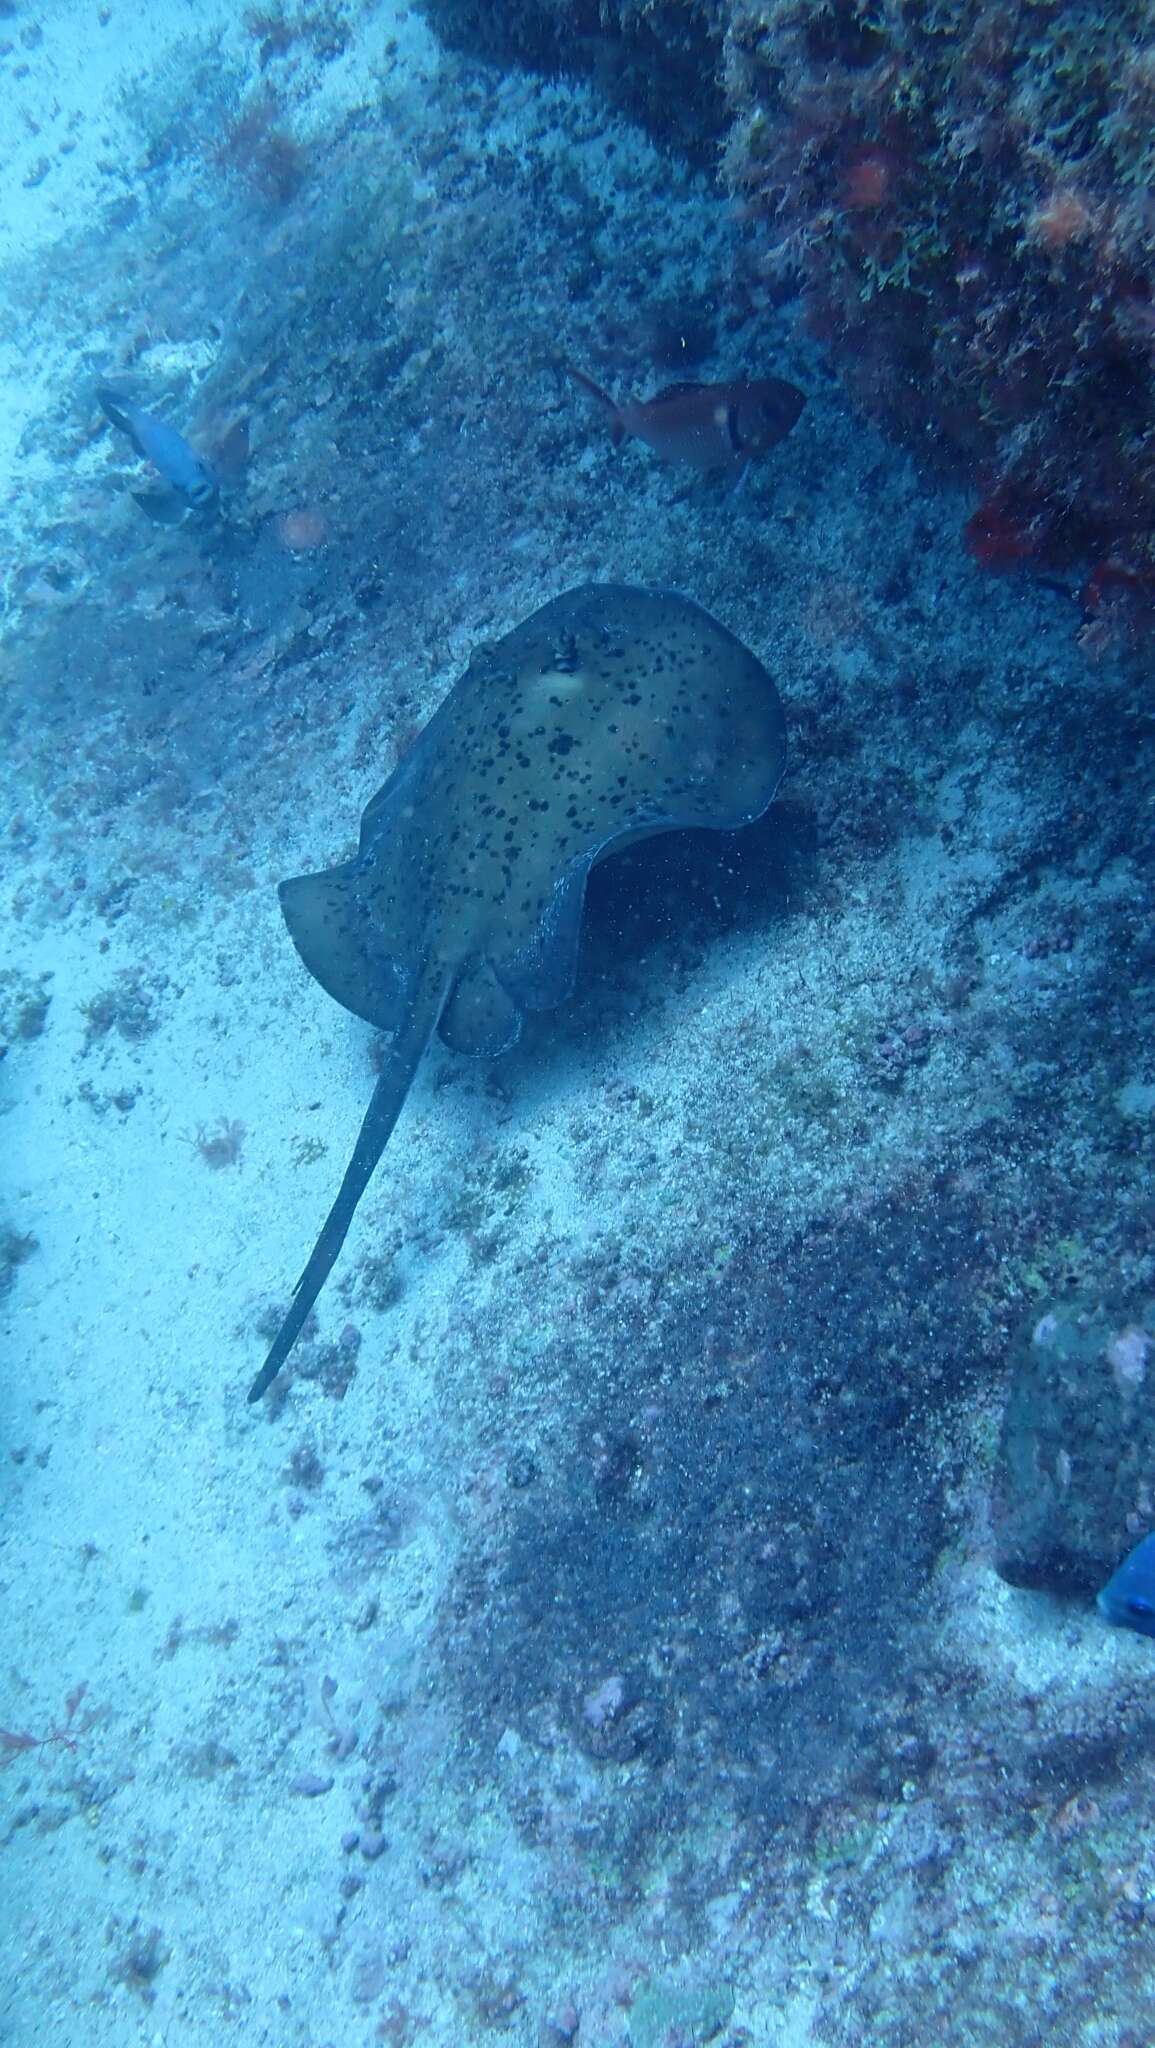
[248,583,787,1403]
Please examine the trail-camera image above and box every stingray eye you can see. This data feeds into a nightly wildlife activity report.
[549,633,580,674]
[1126,1595,1155,1617]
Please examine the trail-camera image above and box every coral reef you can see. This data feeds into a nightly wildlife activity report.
[721,0,1155,595]
[417,0,1155,604]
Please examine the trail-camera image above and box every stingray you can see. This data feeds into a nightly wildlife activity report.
[249,583,787,1402]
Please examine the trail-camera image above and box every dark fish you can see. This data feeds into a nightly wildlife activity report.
[567,364,806,472]
[249,583,788,1402]
[1097,1532,1155,1638]
[97,386,219,522]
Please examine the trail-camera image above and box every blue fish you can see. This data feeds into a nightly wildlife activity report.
[97,387,219,523]
[1097,1531,1155,1638]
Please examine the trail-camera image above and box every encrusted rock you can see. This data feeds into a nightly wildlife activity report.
[992,1302,1155,1594]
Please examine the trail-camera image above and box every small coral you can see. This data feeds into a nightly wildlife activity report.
[191,1119,245,1168]
[81,972,164,1049]
[214,93,309,206]
[0,1227,37,1295]
[0,968,52,1044]
[109,1920,169,2002]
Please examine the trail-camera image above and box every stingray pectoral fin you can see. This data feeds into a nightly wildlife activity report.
[248,957,450,1403]
[280,866,409,1033]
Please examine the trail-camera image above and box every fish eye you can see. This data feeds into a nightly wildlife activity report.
[1126,1596,1155,1617]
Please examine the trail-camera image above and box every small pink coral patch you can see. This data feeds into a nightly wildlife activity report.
[275,506,330,552]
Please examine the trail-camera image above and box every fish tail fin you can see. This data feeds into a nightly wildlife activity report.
[97,386,148,462]
[247,955,449,1403]
[97,386,131,431]
[565,362,622,439]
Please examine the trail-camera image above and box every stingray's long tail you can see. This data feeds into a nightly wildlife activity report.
[248,957,449,1403]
